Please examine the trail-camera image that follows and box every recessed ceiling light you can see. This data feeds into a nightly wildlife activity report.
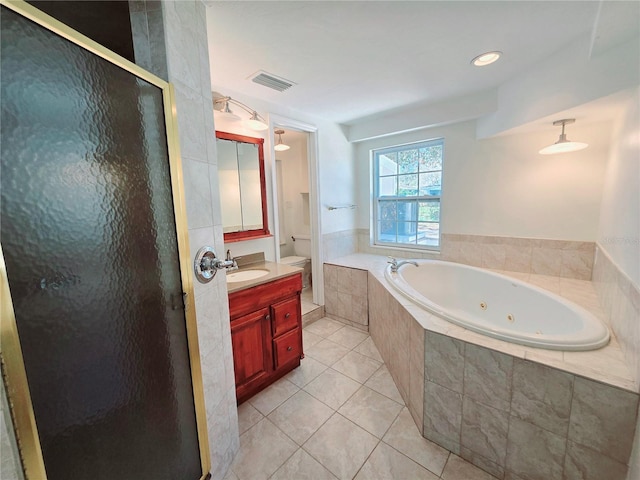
[471,51,502,67]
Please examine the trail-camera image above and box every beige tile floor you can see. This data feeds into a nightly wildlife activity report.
[225,317,498,480]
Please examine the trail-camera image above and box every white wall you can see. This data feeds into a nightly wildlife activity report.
[212,88,356,261]
[356,119,611,241]
[597,87,640,285]
[276,133,310,257]
[594,88,640,480]
[476,34,639,138]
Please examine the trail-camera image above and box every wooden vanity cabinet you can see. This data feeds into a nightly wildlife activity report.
[228,273,303,404]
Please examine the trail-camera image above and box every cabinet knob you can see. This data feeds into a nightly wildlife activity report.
[265,314,270,320]
[284,313,291,318]
[287,346,293,351]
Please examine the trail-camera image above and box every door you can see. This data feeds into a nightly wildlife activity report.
[0,3,209,479]
[231,308,273,402]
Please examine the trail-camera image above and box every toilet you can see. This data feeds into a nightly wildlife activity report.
[280,234,311,288]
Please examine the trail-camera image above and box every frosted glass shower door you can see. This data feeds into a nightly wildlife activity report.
[1,4,208,480]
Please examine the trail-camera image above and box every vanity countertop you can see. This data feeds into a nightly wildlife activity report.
[226,261,303,294]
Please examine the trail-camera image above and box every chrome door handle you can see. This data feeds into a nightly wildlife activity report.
[194,246,231,283]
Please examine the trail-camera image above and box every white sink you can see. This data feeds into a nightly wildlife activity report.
[226,269,270,283]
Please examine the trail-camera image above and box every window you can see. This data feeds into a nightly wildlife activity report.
[373,138,443,250]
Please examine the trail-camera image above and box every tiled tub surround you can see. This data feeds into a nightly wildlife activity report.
[323,264,368,330]
[356,230,596,280]
[593,244,640,386]
[326,254,639,480]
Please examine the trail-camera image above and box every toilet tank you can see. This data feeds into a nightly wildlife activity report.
[292,234,311,257]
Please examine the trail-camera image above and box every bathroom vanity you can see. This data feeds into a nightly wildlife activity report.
[227,264,303,404]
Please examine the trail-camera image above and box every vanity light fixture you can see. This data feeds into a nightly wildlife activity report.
[471,51,502,66]
[214,97,241,120]
[274,129,290,151]
[213,95,268,131]
[539,119,588,155]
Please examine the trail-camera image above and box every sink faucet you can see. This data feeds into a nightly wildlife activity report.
[387,256,419,273]
[225,249,241,271]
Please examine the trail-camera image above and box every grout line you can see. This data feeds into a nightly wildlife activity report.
[562,375,577,477]
[381,437,445,478]
[265,443,299,480]
[337,411,382,479]
[439,452,452,479]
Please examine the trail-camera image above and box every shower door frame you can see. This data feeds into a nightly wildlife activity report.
[0,1,211,479]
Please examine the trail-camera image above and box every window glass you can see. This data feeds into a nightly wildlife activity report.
[373,139,443,250]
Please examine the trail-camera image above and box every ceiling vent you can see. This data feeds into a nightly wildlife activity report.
[249,71,295,92]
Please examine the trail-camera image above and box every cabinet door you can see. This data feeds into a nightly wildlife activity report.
[231,308,272,399]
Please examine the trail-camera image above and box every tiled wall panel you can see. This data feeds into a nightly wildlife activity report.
[324,264,368,329]
[365,276,427,449]
[592,245,640,387]
[356,229,596,280]
[322,229,358,261]
[441,234,595,280]
[0,382,22,480]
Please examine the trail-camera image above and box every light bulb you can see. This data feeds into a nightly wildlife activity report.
[247,112,268,131]
[471,51,502,66]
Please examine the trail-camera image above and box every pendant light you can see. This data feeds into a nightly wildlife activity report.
[539,119,588,155]
[274,129,290,151]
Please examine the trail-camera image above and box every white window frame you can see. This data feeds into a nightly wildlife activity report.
[372,138,444,251]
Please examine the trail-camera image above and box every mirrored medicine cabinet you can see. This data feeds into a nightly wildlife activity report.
[216,131,270,242]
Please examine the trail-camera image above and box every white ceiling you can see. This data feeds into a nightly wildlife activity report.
[205,1,638,126]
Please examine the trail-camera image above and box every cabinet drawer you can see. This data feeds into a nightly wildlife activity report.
[228,273,302,319]
[273,328,301,368]
[271,297,300,337]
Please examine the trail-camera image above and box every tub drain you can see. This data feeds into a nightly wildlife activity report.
[480,302,487,310]
[507,314,515,322]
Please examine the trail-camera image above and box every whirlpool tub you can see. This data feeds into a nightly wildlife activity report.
[384,260,609,351]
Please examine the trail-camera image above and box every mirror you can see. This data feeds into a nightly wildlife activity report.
[216,131,270,242]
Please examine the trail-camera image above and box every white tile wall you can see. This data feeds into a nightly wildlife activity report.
[0,382,22,480]
[322,229,359,261]
[593,245,640,388]
[145,2,240,478]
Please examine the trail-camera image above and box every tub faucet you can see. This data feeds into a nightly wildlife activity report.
[387,257,419,273]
